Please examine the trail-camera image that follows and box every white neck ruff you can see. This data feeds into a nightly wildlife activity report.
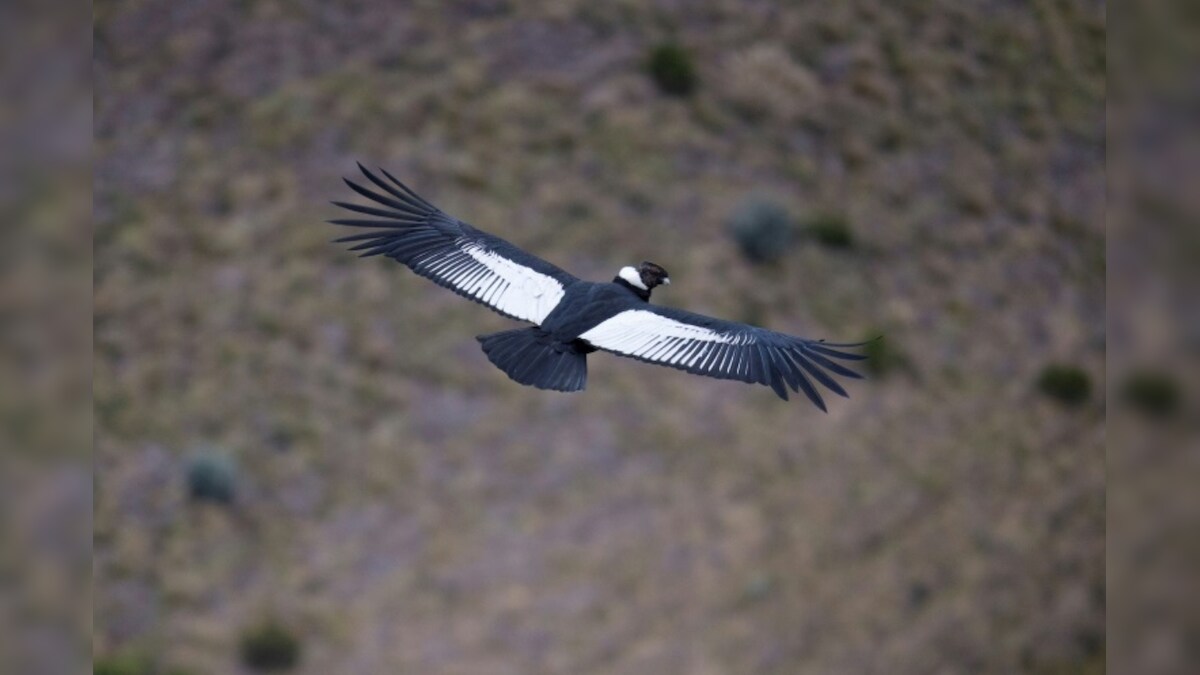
[618,266,648,290]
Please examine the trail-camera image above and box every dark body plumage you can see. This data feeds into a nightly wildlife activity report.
[331,164,868,410]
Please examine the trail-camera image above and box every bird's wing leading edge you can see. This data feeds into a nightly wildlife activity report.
[578,305,869,410]
[331,164,578,325]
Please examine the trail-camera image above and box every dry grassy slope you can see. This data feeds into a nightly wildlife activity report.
[94,0,1105,673]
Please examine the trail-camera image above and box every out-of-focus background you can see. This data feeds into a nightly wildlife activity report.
[91,1,1113,673]
[1108,3,1200,675]
[0,2,90,675]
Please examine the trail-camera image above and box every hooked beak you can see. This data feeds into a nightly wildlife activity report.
[662,277,671,285]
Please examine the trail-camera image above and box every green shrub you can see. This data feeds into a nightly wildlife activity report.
[646,43,697,96]
[185,451,237,504]
[1122,370,1180,418]
[94,651,151,675]
[862,335,899,376]
[907,581,932,609]
[240,621,301,671]
[742,573,774,603]
[1036,365,1091,405]
[727,197,794,264]
[803,212,854,248]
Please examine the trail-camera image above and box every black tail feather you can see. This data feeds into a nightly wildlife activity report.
[477,328,587,393]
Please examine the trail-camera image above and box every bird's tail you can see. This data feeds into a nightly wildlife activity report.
[477,328,587,393]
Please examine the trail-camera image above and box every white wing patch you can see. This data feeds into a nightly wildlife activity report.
[580,310,739,367]
[437,242,565,324]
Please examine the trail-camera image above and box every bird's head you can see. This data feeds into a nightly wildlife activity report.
[618,261,671,292]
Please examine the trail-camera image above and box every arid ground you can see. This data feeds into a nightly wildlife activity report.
[94,1,1106,673]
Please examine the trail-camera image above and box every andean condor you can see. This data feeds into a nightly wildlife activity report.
[331,164,869,410]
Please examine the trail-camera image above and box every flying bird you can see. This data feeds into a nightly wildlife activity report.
[331,164,869,410]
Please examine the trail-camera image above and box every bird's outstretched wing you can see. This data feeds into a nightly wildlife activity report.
[579,305,869,409]
[331,164,578,325]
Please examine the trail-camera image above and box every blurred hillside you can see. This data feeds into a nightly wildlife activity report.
[94,1,1105,673]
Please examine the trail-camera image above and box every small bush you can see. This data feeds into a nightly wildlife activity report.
[907,581,932,609]
[1122,370,1181,418]
[1037,365,1091,405]
[742,573,774,603]
[728,197,794,264]
[803,212,854,248]
[240,621,301,671]
[647,43,697,96]
[94,651,151,675]
[862,335,899,376]
[185,451,237,504]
